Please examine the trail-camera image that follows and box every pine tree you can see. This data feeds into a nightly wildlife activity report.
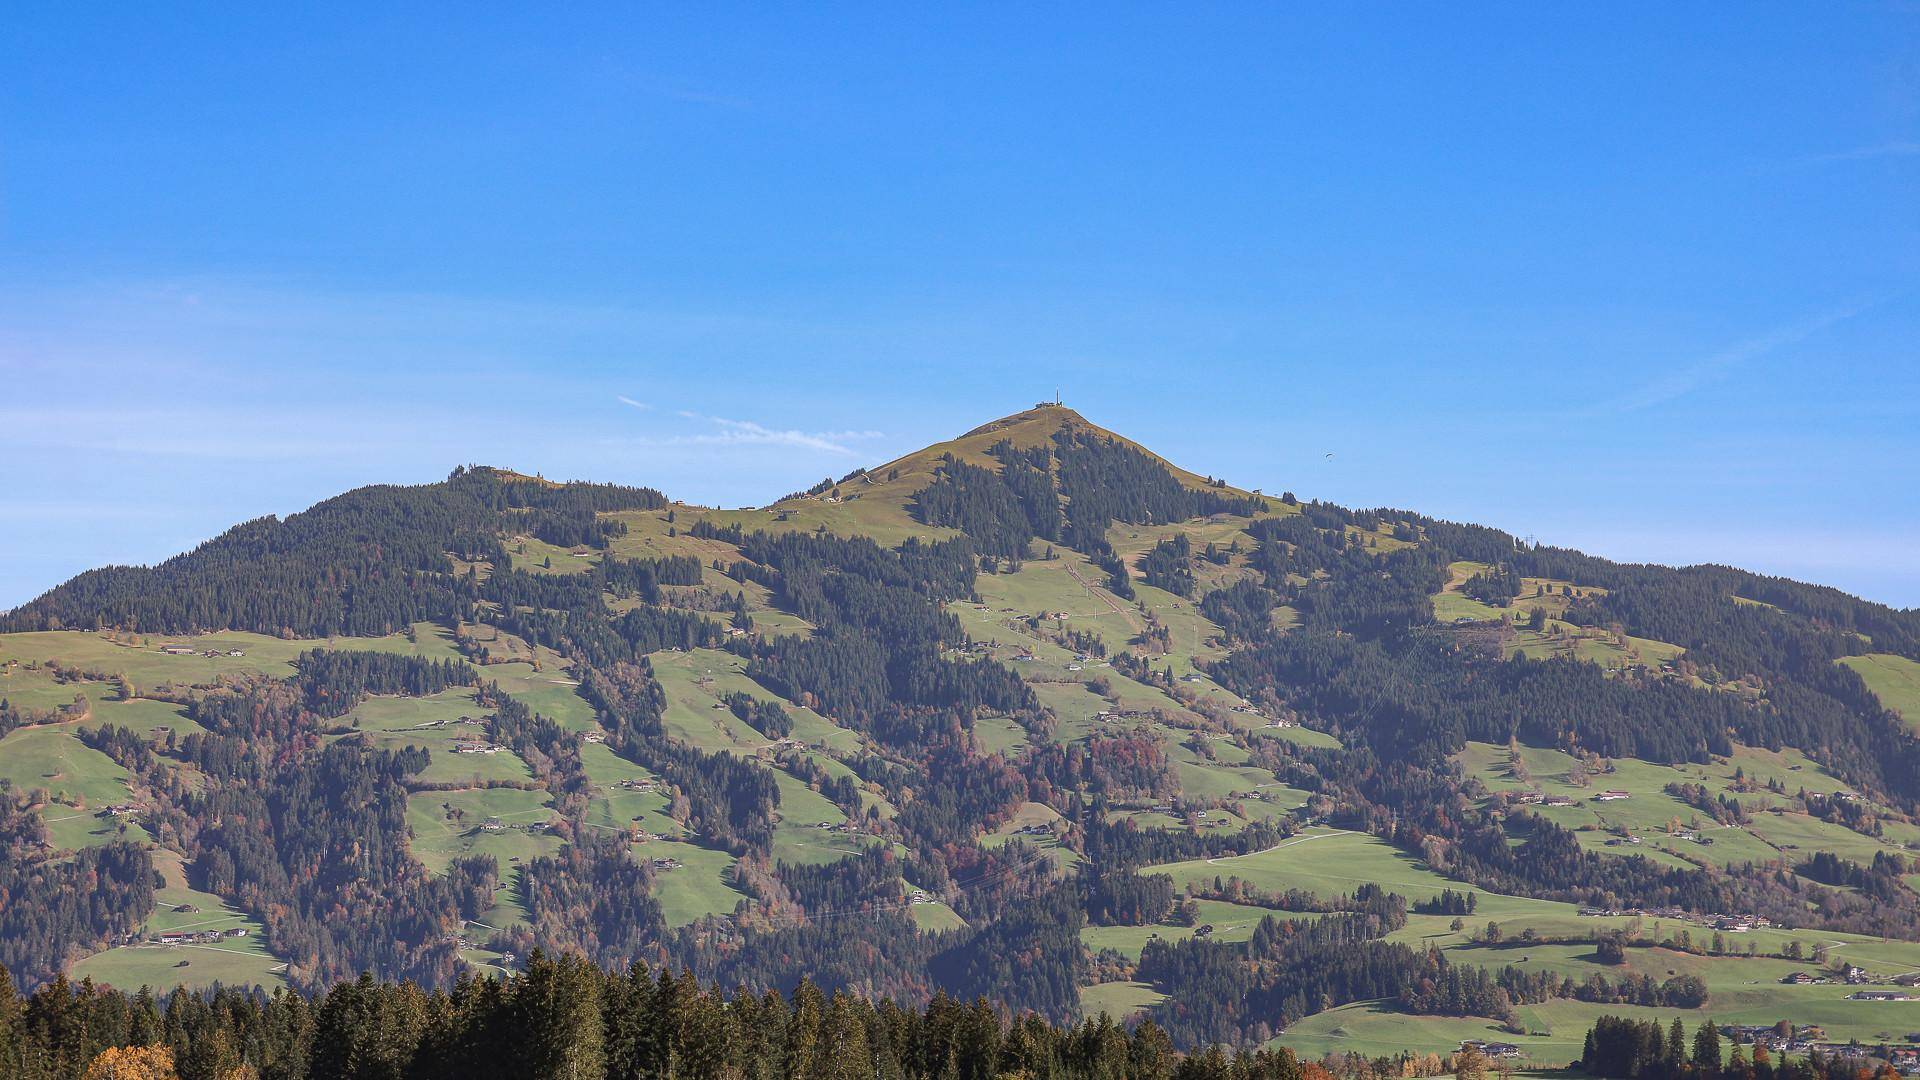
[507,951,604,1080]
[785,978,824,1080]
[0,966,19,1080]
[1693,1020,1723,1074]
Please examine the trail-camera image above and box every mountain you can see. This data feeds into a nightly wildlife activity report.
[4,405,1920,1064]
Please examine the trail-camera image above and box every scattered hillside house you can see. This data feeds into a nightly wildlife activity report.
[582,731,606,744]
[1543,795,1574,807]
[1782,971,1824,985]
[1461,1041,1523,1059]
[1851,990,1914,1002]
[1181,674,1205,684]
[909,891,932,905]
[224,928,248,938]
[1595,790,1631,801]
[1512,791,1545,805]
[452,742,504,754]
[157,933,189,945]
[226,649,245,657]
[1713,916,1753,932]
[650,858,682,871]
[1844,965,1871,984]
[99,803,139,817]
[160,644,197,655]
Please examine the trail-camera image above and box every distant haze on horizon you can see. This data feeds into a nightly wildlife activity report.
[1,6,1914,608]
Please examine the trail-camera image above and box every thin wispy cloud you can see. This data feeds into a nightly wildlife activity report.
[616,396,653,411]
[631,410,885,455]
[1796,140,1920,165]
[1615,302,1876,412]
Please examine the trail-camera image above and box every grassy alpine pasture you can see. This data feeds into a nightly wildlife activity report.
[647,648,856,754]
[0,663,101,714]
[1427,566,1685,675]
[0,724,153,851]
[954,579,1330,819]
[1079,980,1167,1021]
[72,935,288,996]
[1112,809,1920,1059]
[725,405,1261,553]
[138,850,262,936]
[0,624,464,689]
[406,787,560,876]
[970,714,1029,755]
[1277,990,1920,1066]
[909,899,967,932]
[579,743,683,837]
[505,534,600,574]
[1081,899,1311,959]
[1508,624,1687,673]
[637,647,888,869]
[1452,740,1918,885]
[72,850,285,993]
[479,659,597,732]
[703,499,958,552]
[631,840,748,927]
[1147,828,1574,920]
[337,687,537,786]
[1842,653,1920,728]
[85,697,201,738]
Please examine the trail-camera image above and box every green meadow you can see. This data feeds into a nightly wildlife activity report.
[72,850,285,993]
[339,687,537,786]
[1080,980,1167,1021]
[406,787,560,876]
[0,724,153,851]
[1083,899,1310,959]
[0,624,463,689]
[631,839,748,927]
[1452,739,1915,880]
[1843,653,1920,728]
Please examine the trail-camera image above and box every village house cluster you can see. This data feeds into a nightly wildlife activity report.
[1721,1024,1920,1072]
[141,927,250,947]
[1508,789,1628,807]
[451,741,505,754]
[158,644,246,657]
[1575,906,1771,933]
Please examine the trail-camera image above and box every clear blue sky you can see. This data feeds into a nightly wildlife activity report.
[2,6,1916,608]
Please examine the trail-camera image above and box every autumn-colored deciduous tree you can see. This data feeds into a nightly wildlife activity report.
[84,1044,178,1080]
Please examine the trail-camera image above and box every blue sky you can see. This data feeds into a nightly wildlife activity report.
[2,6,1916,608]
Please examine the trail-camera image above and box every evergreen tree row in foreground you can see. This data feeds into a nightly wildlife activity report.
[8,952,1902,1080]
[0,954,1317,1080]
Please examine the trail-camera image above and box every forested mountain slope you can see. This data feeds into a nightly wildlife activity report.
[4,404,1919,1065]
